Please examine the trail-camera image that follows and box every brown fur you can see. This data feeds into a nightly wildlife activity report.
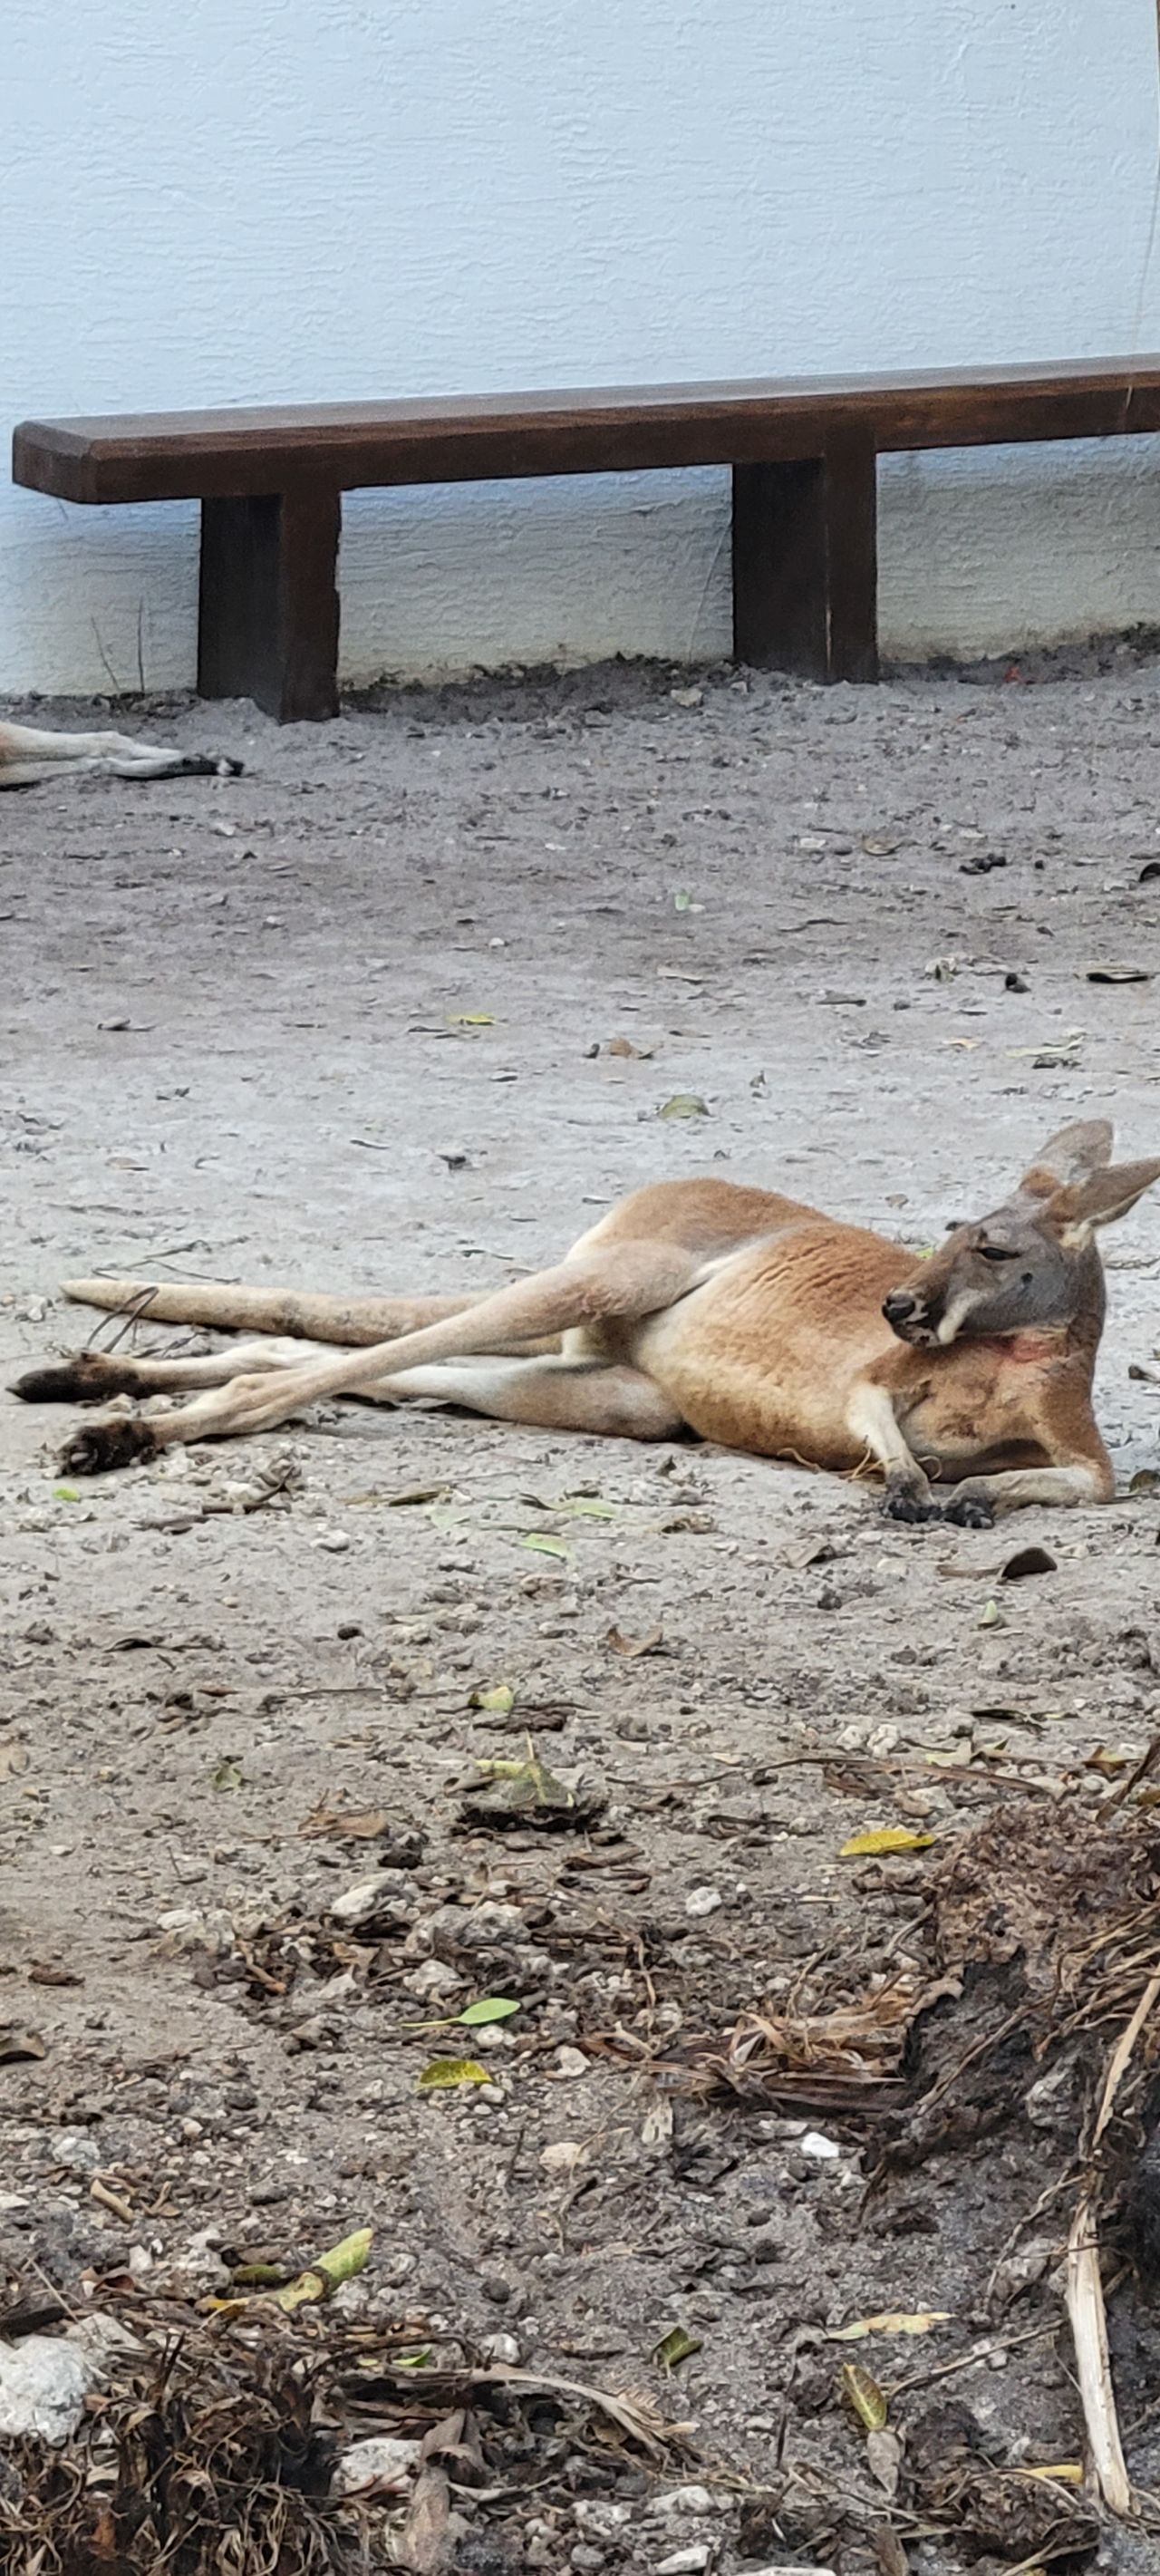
[11,1122,1158,1524]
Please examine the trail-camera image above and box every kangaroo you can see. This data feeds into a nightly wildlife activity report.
[0,719,240,788]
[11,1119,1158,1524]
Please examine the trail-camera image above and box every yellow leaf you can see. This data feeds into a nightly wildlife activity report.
[447,1012,498,1026]
[840,2362,888,2431]
[658,1092,710,1119]
[418,2058,491,2091]
[469,1683,515,1716]
[1020,2465,1084,2486]
[840,1827,936,1858]
[830,2310,950,2342]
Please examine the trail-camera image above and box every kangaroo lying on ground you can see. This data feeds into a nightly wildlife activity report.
[13,1120,1158,1523]
[0,719,239,788]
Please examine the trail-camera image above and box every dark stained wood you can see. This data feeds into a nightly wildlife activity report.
[198,489,340,722]
[732,429,877,682]
[14,354,1160,720]
[14,356,1160,504]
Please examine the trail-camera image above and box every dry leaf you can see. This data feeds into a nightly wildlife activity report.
[841,2361,888,2431]
[830,2310,950,2341]
[1000,1545,1057,1581]
[1086,966,1151,984]
[0,2028,45,2064]
[605,1622,664,1658]
[840,1827,936,1858]
[469,1683,516,1717]
[866,2426,904,2497]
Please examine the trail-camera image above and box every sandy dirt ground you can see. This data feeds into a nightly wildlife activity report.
[2,648,1160,2574]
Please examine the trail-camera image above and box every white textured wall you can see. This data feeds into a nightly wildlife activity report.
[3,1,1160,695]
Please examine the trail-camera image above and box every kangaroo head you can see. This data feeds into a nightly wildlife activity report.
[883,1119,1160,1350]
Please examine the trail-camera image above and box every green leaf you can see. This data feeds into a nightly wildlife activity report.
[652,2325,702,2370]
[53,1485,82,1503]
[469,1683,516,1716]
[418,2058,491,2091]
[392,2348,432,2371]
[457,1997,521,2027]
[521,1534,570,1559]
[212,1758,244,1793]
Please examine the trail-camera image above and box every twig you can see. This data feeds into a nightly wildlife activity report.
[886,2319,1055,2397]
[1063,1970,1160,2516]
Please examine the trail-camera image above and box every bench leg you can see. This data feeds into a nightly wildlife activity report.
[731,431,878,682]
[198,490,341,721]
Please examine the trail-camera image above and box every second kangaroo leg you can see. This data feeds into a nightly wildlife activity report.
[379,1355,685,1438]
[12,1339,323,1407]
[59,1244,701,1472]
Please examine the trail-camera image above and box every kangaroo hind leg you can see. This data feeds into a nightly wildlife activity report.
[58,1239,701,1471]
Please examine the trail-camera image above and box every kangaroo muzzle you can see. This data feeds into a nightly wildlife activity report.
[883,1288,939,1345]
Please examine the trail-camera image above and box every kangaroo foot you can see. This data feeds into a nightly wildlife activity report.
[12,1352,148,1406]
[60,1417,160,1475]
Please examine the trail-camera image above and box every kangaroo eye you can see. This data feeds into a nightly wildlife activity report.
[980,1244,1018,1263]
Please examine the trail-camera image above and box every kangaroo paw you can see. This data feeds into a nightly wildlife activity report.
[883,1489,945,1525]
[60,1418,160,1475]
[943,1495,996,1530]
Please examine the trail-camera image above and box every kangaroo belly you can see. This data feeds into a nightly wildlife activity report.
[629,1230,912,1465]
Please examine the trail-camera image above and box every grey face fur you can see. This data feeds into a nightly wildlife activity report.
[881,1120,1160,1351]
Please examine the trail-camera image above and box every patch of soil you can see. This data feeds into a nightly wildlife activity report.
[4,653,1160,2569]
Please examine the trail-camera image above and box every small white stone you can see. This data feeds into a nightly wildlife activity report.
[574,2499,633,2536]
[314,1527,351,1553]
[684,1886,722,1918]
[329,1874,395,1926]
[0,2336,92,2444]
[540,2139,585,2174]
[479,2330,521,2365]
[652,2484,718,2517]
[655,2548,711,2574]
[554,2045,589,2079]
[799,2130,841,2161]
[334,2435,422,2494]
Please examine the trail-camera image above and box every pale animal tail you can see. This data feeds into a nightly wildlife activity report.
[61,1276,485,1348]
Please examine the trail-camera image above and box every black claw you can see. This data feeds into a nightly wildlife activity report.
[60,1418,160,1476]
[944,1496,995,1529]
[884,1490,945,1525]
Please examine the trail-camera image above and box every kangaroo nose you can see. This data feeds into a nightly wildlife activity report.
[883,1291,919,1325]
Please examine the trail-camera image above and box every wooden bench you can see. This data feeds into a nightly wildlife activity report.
[14,358,1160,724]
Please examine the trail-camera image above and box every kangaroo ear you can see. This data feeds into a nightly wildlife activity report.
[1048,1157,1160,1244]
[1019,1119,1114,1200]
